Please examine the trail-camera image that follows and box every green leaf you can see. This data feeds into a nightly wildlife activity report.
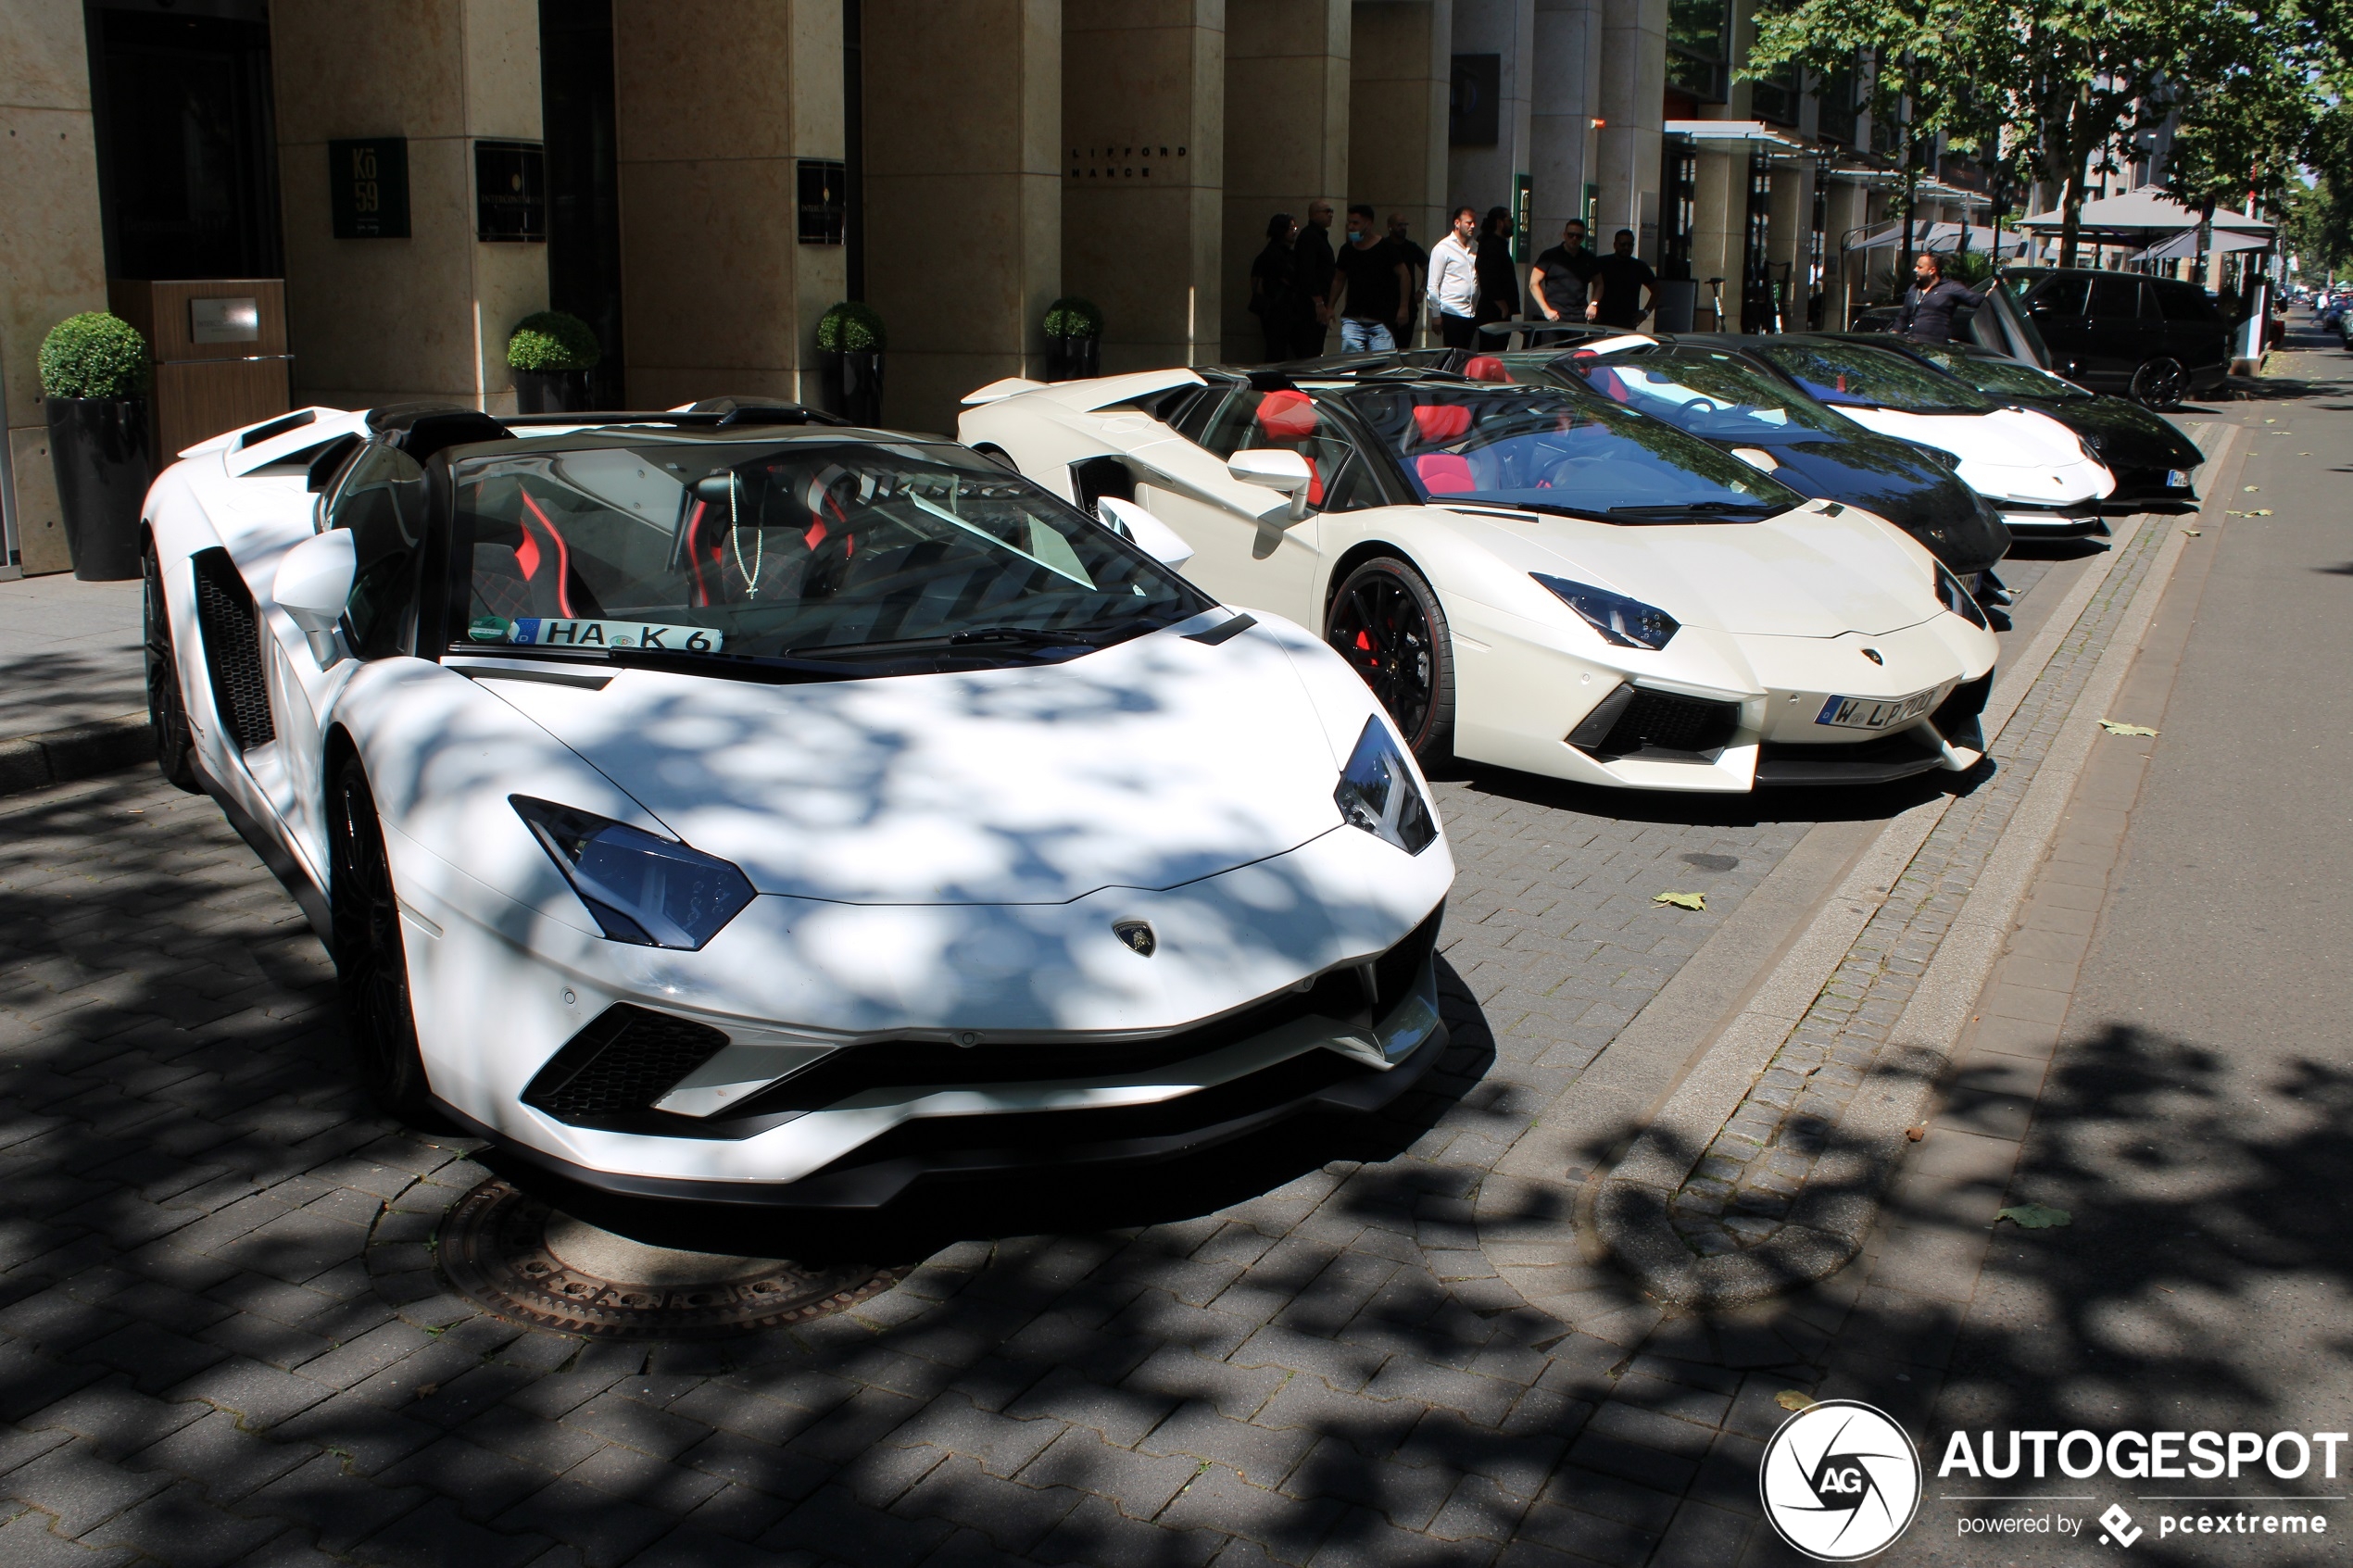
[507,310,600,370]
[1997,1202,2072,1229]
[1775,1389,1818,1412]
[2098,720,2158,736]
[1654,891,1706,911]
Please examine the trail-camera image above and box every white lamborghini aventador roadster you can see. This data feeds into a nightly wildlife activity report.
[141,402,1453,1205]
[959,366,2001,793]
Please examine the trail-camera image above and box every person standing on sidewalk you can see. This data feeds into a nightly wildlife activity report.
[1585,228,1658,329]
[1329,205,1413,355]
[1387,213,1428,346]
[1474,207,1523,335]
[1248,213,1303,363]
[1427,206,1481,350]
[1529,219,1598,332]
[1293,199,1339,358]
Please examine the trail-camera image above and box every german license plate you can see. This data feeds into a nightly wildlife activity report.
[500,618,724,652]
[1816,688,1939,731]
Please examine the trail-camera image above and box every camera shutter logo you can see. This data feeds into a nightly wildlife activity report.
[1759,1400,1922,1561]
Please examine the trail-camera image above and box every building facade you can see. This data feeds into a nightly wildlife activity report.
[3,0,1941,577]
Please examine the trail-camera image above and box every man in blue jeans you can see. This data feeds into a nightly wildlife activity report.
[1329,205,1413,354]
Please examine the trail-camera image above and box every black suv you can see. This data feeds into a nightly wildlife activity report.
[2004,270,2229,408]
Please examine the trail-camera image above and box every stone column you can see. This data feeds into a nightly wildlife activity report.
[1529,0,1604,252]
[1595,0,1664,248]
[1223,0,1350,361]
[1690,148,1740,324]
[1446,0,1533,231]
[611,0,845,411]
[0,0,109,575]
[1350,1,1451,270]
[1063,1,1223,373]
[271,0,548,412]
[863,0,1061,431]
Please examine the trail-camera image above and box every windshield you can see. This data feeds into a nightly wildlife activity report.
[1341,383,1805,521]
[445,436,1209,665]
[1567,351,1855,441]
[1901,342,2090,401]
[1753,341,1994,415]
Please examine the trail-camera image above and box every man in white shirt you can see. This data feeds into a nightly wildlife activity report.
[1426,206,1480,349]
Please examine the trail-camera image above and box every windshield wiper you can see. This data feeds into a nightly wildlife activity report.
[784,622,1139,660]
[1606,501,1779,521]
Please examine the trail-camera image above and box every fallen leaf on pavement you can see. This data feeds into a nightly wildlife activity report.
[1906,1125,1928,1142]
[1996,1202,2072,1230]
[2244,485,2260,492]
[2181,528,2202,536]
[2252,509,2272,516]
[1776,1389,1818,1412]
[1654,891,1706,911]
[2098,721,2158,736]
[413,1383,439,1400]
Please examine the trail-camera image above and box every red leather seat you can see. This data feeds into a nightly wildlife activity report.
[1255,390,1319,441]
[1463,356,1511,383]
[1411,404,1473,443]
[1416,453,1477,494]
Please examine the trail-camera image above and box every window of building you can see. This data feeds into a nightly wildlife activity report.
[1751,62,1802,127]
[1667,0,1732,103]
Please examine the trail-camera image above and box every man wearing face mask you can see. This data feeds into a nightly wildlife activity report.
[1329,205,1413,354]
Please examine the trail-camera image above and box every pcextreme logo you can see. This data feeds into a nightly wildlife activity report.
[1760,1400,1925,1561]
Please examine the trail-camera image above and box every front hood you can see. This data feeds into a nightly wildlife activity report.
[1769,441,2008,571]
[1494,504,1938,637]
[2031,396,2204,470]
[474,621,1354,905]
[1833,406,2115,501]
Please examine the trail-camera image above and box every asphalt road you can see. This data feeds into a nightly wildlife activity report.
[1921,321,2353,1562]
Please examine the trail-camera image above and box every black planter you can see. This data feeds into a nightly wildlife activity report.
[1046,334,1101,382]
[821,350,886,425]
[44,396,153,581]
[512,367,595,414]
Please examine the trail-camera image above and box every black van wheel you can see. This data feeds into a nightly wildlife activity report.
[2131,357,2188,410]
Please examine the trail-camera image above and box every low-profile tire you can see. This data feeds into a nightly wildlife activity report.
[1325,555,1456,761]
[142,544,201,794]
[2130,356,2187,410]
[330,757,435,1120]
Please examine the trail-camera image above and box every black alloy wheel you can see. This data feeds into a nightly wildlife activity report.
[330,757,434,1119]
[142,544,201,793]
[2130,356,2188,410]
[1325,556,1455,760]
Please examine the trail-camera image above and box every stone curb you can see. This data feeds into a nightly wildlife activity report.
[0,712,153,798]
[1589,422,2243,1308]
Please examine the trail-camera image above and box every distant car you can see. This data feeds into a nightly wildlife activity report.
[2003,269,2230,408]
[1638,334,2118,541]
[1855,336,2205,510]
[144,402,1456,1206]
[963,365,2001,793]
[1484,339,2013,582]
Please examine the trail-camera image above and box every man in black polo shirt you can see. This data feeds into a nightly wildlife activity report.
[1329,205,1413,354]
[1293,200,1338,358]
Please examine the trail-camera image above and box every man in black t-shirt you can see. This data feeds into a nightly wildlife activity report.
[1293,200,1338,358]
[1586,228,1658,328]
[1386,214,1428,345]
[1529,219,1598,327]
[1329,204,1412,353]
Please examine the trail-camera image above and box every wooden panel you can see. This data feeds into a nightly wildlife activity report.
[154,358,292,457]
[107,279,292,454]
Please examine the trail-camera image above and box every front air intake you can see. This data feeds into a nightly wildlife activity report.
[524,1005,731,1129]
[191,548,275,750]
[1569,684,1741,759]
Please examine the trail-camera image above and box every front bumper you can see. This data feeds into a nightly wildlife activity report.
[1996,505,2110,539]
[437,909,1451,1209]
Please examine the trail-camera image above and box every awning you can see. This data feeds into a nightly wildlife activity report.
[2015,186,2272,238]
[1663,119,1816,160]
[2127,227,2271,262]
[1843,220,2040,257]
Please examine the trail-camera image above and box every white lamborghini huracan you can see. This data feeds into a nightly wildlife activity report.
[959,366,2001,793]
[141,403,1453,1205]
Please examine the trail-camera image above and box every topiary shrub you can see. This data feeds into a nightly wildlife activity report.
[39,313,150,400]
[507,310,602,371]
[1043,295,1103,338]
[818,301,887,353]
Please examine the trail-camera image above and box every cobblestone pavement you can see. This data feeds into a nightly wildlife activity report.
[1665,517,2171,1256]
[0,546,2128,1567]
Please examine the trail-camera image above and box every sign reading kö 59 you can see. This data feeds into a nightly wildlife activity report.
[329,137,410,240]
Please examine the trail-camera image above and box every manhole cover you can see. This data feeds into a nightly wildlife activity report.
[436,1178,900,1339]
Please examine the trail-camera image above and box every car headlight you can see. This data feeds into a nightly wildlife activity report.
[511,796,755,949]
[1334,718,1438,855]
[1935,564,1990,629]
[1531,573,1679,650]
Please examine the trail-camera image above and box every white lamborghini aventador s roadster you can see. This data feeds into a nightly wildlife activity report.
[959,366,2001,793]
[140,402,1453,1205]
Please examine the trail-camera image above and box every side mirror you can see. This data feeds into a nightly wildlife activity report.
[1096,496,1196,571]
[275,529,357,667]
[1227,447,1315,521]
